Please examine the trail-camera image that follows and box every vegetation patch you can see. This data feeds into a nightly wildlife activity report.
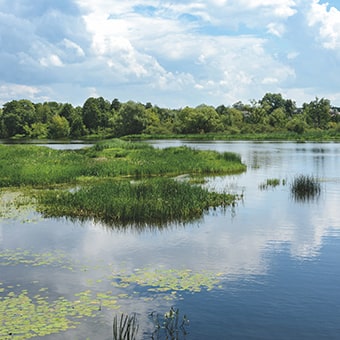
[0,248,223,339]
[290,174,321,201]
[35,178,239,226]
[259,178,286,190]
[0,140,245,188]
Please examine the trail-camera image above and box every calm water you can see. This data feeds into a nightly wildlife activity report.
[1,141,340,339]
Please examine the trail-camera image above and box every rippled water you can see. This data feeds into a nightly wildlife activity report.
[1,141,340,339]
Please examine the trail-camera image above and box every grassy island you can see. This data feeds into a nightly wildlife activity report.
[0,139,246,226]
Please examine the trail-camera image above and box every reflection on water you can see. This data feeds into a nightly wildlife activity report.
[1,141,340,339]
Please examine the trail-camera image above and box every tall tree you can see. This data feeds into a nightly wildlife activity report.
[113,101,146,136]
[2,100,36,137]
[303,97,331,129]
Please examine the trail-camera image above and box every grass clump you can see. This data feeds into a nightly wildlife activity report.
[35,178,238,226]
[290,175,321,201]
[0,140,246,187]
[259,178,283,190]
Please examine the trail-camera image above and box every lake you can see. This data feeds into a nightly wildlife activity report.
[1,141,340,339]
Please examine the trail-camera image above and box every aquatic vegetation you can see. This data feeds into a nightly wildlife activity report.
[0,288,119,340]
[150,307,189,339]
[0,140,246,188]
[0,248,223,338]
[35,178,239,226]
[112,313,139,340]
[290,174,321,201]
[259,178,283,190]
[111,267,222,293]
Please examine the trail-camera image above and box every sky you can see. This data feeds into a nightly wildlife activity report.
[1,0,340,109]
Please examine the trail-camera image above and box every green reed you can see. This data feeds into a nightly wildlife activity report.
[0,140,245,188]
[290,174,321,201]
[112,313,139,340]
[36,178,238,226]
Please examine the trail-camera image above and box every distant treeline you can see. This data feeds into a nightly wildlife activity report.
[0,93,339,139]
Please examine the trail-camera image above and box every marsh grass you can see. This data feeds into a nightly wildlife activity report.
[259,178,284,190]
[36,178,238,226]
[0,140,245,187]
[290,175,321,201]
[113,313,139,340]
[150,307,189,339]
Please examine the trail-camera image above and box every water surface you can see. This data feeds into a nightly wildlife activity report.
[1,141,340,339]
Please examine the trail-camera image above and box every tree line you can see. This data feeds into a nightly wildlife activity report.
[0,93,339,139]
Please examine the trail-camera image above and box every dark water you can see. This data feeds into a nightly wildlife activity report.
[1,141,340,339]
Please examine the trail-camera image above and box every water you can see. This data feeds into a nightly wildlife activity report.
[1,141,340,339]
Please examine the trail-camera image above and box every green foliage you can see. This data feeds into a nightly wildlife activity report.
[303,97,331,129]
[113,101,146,136]
[175,105,222,133]
[0,93,338,140]
[0,140,245,188]
[259,178,283,190]
[35,178,239,226]
[0,247,222,338]
[48,114,70,139]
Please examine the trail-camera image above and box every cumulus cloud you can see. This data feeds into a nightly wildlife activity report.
[0,0,340,106]
[307,0,340,50]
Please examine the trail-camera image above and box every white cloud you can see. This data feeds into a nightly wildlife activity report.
[61,39,85,57]
[39,54,63,67]
[0,83,48,105]
[307,0,340,50]
[1,0,340,107]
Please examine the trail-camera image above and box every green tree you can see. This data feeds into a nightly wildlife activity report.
[111,98,121,112]
[113,101,146,136]
[82,97,101,132]
[48,115,70,138]
[260,93,286,115]
[82,97,113,132]
[286,114,307,134]
[59,103,75,121]
[28,122,49,139]
[303,97,331,129]
[175,105,221,133]
[268,108,287,128]
[2,100,36,137]
[69,107,87,138]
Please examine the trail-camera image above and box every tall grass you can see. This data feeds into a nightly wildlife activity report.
[35,178,238,226]
[290,174,321,201]
[112,313,139,340]
[0,140,245,187]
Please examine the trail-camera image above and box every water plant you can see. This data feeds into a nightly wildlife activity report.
[290,174,321,201]
[113,313,139,340]
[35,178,239,226]
[0,247,222,339]
[150,307,189,340]
[0,140,246,188]
[259,178,282,190]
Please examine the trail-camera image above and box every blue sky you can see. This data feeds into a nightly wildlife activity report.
[1,0,340,108]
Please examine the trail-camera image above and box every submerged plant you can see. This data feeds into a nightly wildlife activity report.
[290,174,321,201]
[113,313,139,340]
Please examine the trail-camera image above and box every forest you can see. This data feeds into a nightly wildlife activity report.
[0,93,339,140]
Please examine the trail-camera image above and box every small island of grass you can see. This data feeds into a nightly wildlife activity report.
[0,139,246,226]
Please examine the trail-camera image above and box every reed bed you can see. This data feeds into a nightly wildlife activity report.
[35,178,238,226]
[0,140,245,187]
[290,174,321,201]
